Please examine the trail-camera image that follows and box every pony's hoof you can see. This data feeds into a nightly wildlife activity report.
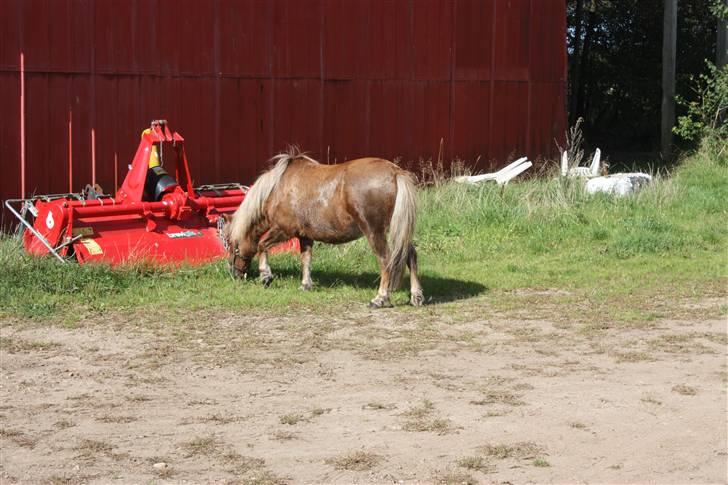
[369,298,393,309]
[410,292,424,307]
[299,283,313,291]
[260,274,274,287]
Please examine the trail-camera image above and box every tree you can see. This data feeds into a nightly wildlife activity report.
[566,0,717,158]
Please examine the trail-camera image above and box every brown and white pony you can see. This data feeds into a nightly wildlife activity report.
[223,148,424,307]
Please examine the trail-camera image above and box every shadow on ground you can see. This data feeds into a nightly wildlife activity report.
[268,267,488,304]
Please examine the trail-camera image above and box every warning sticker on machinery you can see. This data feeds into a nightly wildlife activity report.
[80,238,104,255]
[166,231,204,239]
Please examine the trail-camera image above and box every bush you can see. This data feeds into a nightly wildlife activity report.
[674,62,728,159]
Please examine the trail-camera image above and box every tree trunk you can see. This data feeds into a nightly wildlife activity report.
[576,4,597,123]
[718,0,728,68]
[569,0,586,125]
[661,0,677,160]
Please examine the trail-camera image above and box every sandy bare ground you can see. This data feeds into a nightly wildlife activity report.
[1,295,726,484]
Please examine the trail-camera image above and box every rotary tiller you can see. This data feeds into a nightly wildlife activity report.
[5,120,298,265]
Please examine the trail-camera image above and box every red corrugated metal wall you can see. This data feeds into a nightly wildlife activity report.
[0,0,566,207]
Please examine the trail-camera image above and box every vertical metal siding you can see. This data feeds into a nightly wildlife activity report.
[0,0,566,207]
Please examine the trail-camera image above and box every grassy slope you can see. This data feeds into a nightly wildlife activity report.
[1,150,726,324]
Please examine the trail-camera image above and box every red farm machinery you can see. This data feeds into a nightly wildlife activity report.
[5,120,297,266]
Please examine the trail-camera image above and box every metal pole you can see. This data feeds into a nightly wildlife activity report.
[718,0,728,68]
[20,52,25,199]
[661,0,677,160]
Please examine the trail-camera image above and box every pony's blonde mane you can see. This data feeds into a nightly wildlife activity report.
[228,146,317,244]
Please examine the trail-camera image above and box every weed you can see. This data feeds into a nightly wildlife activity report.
[182,436,220,457]
[0,337,61,353]
[672,384,698,396]
[478,442,543,460]
[74,439,113,458]
[433,471,479,485]
[279,413,308,425]
[95,415,137,424]
[362,402,396,411]
[641,395,662,405]
[0,428,36,448]
[53,419,76,429]
[533,458,551,467]
[469,391,525,407]
[402,399,435,419]
[613,351,655,363]
[402,418,455,434]
[457,456,494,472]
[325,450,382,471]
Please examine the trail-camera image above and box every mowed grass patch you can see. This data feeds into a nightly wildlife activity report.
[0,150,725,323]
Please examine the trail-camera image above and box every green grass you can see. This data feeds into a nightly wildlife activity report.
[1,149,725,323]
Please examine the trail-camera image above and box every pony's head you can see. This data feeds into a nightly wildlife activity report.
[223,148,302,279]
[221,213,255,279]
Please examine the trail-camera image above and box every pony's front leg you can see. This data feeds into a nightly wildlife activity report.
[257,251,273,287]
[256,226,289,287]
[299,237,314,291]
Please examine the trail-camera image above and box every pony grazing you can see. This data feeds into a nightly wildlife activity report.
[223,148,424,308]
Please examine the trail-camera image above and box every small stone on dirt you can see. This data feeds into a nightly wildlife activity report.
[153,462,168,470]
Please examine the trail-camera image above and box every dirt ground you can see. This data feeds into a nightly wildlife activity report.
[1,294,726,484]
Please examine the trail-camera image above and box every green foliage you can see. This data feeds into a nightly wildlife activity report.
[711,0,728,20]
[675,62,728,158]
[0,149,726,322]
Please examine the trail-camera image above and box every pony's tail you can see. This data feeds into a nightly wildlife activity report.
[229,149,297,243]
[387,171,417,291]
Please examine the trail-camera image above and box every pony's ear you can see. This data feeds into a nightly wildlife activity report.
[222,213,233,223]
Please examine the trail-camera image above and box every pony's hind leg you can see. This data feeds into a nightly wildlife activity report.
[299,237,314,291]
[366,232,393,308]
[407,244,424,306]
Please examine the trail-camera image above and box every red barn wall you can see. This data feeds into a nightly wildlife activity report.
[0,0,566,207]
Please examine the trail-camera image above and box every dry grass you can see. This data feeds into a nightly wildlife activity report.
[469,390,525,407]
[362,402,397,411]
[402,400,435,419]
[199,413,243,424]
[641,395,663,405]
[279,413,308,425]
[223,451,266,474]
[0,337,61,353]
[53,419,76,429]
[0,428,36,448]
[650,334,716,354]
[433,470,479,485]
[182,435,221,457]
[95,415,137,424]
[612,351,655,363]
[400,400,457,435]
[456,455,494,473]
[271,430,297,441]
[73,438,124,460]
[402,417,455,434]
[672,384,698,396]
[478,442,543,460]
[325,450,382,471]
